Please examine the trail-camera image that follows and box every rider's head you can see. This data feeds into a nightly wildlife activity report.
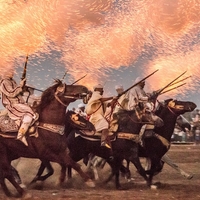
[135,77,145,89]
[93,84,104,95]
[115,85,124,95]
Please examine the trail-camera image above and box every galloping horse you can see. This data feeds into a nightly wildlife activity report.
[33,104,163,189]
[71,106,165,188]
[138,99,196,185]
[30,99,196,189]
[29,110,96,184]
[88,99,196,185]
[0,80,94,197]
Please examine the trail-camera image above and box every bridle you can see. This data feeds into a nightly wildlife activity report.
[54,84,87,107]
[167,100,184,116]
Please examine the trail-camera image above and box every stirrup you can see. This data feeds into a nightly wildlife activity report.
[101,141,111,149]
[30,113,39,126]
[17,135,28,146]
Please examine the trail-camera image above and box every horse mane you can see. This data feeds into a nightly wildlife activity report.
[116,109,136,124]
[155,98,173,115]
[36,79,63,112]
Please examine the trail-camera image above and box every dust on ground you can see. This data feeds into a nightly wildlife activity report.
[1,144,200,200]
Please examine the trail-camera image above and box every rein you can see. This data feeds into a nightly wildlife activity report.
[54,94,68,107]
[167,105,178,116]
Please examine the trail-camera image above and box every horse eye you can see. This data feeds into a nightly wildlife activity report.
[72,114,79,121]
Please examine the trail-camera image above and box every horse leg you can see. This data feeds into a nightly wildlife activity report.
[145,158,164,186]
[67,165,72,179]
[162,154,193,179]
[7,173,24,197]
[105,158,122,189]
[66,155,95,187]
[0,171,24,197]
[59,165,66,185]
[89,156,105,181]
[30,160,54,184]
[119,161,132,181]
[101,159,115,183]
[129,147,150,186]
[11,166,22,185]
[0,178,12,197]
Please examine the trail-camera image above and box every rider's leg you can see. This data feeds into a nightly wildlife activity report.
[17,115,33,146]
[101,129,111,149]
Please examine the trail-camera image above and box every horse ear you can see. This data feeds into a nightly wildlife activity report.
[56,83,66,94]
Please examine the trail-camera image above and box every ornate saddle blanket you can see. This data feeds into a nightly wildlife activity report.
[0,115,18,133]
[0,114,64,139]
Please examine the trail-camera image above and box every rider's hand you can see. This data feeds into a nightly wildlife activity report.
[110,96,118,106]
[20,78,26,88]
[22,85,28,92]
[149,91,158,102]
[112,96,118,100]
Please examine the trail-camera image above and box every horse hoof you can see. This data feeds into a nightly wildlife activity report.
[126,177,135,182]
[85,179,95,188]
[23,192,33,199]
[150,185,158,190]
[186,174,193,180]
[19,183,27,189]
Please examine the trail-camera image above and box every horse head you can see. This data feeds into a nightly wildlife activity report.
[38,80,89,111]
[65,110,95,131]
[164,99,196,116]
[134,102,164,127]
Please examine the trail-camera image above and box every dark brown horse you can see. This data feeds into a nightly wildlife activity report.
[31,99,196,190]
[32,104,164,189]
[109,99,196,185]
[0,80,94,197]
[140,99,196,185]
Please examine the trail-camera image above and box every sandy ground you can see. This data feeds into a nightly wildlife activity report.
[1,144,200,200]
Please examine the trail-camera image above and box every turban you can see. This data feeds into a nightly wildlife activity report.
[93,84,103,90]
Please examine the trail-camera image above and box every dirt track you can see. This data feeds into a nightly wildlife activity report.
[1,144,200,200]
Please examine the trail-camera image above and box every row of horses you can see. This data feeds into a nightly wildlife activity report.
[0,79,196,197]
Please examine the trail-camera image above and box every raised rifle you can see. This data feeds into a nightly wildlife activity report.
[160,83,186,95]
[71,74,87,85]
[117,69,159,98]
[155,70,187,95]
[21,54,28,81]
[163,75,191,88]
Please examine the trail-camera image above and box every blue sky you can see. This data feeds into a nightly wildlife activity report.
[1,55,198,111]
[1,1,200,111]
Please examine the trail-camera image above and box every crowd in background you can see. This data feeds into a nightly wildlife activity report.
[172,109,200,144]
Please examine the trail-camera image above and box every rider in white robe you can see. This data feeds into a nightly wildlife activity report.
[0,71,37,146]
[85,84,116,149]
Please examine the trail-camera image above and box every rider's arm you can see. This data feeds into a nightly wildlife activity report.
[0,79,22,98]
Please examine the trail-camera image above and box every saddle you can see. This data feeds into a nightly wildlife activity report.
[0,115,18,133]
[0,114,39,138]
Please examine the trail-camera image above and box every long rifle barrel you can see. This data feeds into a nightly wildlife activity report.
[71,74,87,85]
[118,69,159,98]
[21,54,28,80]
[166,76,191,88]
[156,70,187,95]
[160,83,186,95]
[26,85,43,92]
